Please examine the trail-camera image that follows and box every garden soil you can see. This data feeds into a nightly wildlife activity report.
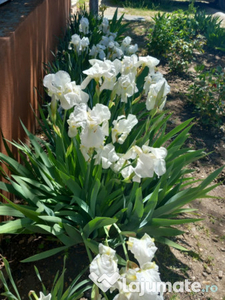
[0,1,225,300]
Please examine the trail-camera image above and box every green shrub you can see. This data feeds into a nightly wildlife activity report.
[147,6,205,73]
[188,65,225,127]
[147,5,225,73]
[195,10,225,52]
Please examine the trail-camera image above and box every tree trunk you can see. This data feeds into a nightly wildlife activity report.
[89,0,98,15]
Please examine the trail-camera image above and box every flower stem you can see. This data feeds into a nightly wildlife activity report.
[102,291,110,300]
[104,226,110,246]
[28,291,39,300]
[81,233,93,263]
[62,109,67,136]
[50,95,57,124]
[113,223,129,261]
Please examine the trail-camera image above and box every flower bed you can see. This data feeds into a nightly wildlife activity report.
[0,8,223,300]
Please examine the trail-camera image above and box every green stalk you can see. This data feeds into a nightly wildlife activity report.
[104,226,109,246]
[28,291,39,300]
[102,291,110,300]
[61,111,68,167]
[81,232,93,263]
[84,161,91,194]
[50,95,57,124]
[113,224,129,261]
[93,82,101,105]
[62,109,67,137]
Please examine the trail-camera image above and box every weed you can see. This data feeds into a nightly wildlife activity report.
[209,217,216,224]
[205,255,214,265]
[195,224,210,237]
[203,263,208,269]
[169,293,181,300]
[205,228,210,237]
[147,4,205,73]
[195,9,225,51]
[147,5,225,73]
[188,65,225,127]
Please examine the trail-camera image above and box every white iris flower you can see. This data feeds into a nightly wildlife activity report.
[127,233,157,267]
[114,73,138,103]
[43,71,89,110]
[146,79,170,111]
[79,17,89,34]
[112,114,138,144]
[94,143,119,169]
[38,292,51,300]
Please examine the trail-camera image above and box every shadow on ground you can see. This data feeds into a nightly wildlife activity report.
[101,0,217,13]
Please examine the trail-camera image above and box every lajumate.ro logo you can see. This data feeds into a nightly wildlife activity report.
[89,272,219,295]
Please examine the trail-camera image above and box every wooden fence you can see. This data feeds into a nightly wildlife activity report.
[0,0,71,221]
